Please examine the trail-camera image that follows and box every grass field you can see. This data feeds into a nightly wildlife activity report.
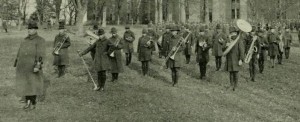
[0,26,300,122]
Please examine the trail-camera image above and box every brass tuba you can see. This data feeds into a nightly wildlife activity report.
[223,19,252,56]
[244,35,258,63]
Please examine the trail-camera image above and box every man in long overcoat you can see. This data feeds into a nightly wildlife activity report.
[108,27,124,82]
[183,26,194,64]
[137,29,154,76]
[267,26,280,68]
[244,28,261,82]
[161,25,172,58]
[257,29,268,73]
[282,27,293,59]
[15,20,46,110]
[53,20,71,77]
[224,27,245,91]
[123,26,135,66]
[195,27,211,79]
[79,29,110,91]
[166,26,185,86]
[212,24,227,71]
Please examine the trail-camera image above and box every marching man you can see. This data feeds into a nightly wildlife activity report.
[53,20,71,78]
[137,29,155,76]
[195,27,211,80]
[224,27,245,91]
[165,26,185,86]
[257,29,268,73]
[79,29,110,91]
[15,19,46,110]
[282,27,293,59]
[108,27,124,82]
[245,27,261,82]
[123,26,135,66]
[267,26,280,68]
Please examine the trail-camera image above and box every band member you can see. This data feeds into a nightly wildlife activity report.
[108,27,124,82]
[53,20,71,77]
[137,29,155,76]
[183,25,193,64]
[282,27,293,59]
[156,28,164,58]
[79,29,110,91]
[89,25,99,60]
[257,29,268,73]
[166,26,185,86]
[245,27,261,82]
[147,24,159,55]
[277,28,284,65]
[15,20,46,110]
[267,26,280,68]
[224,27,245,91]
[123,26,135,66]
[195,27,211,79]
[2,20,8,33]
[212,24,227,71]
[161,25,172,58]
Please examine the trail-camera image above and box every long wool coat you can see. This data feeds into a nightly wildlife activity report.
[15,34,46,96]
[283,32,292,48]
[53,33,71,66]
[183,30,194,55]
[258,36,269,61]
[195,35,211,63]
[212,32,227,57]
[166,34,185,68]
[108,35,124,73]
[123,30,135,53]
[161,31,172,57]
[81,36,111,71]
[267,33,280,56]
[137,35,154,61]
[224,35,245,72]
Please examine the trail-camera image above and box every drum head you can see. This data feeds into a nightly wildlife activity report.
[237,19,252,33]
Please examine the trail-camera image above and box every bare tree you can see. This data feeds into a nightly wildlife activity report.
[70,0,88,35]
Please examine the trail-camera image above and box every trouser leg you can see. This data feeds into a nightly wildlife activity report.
[25,95,37,105]
[277,52,283,64]
[215,56,219,70]
[98,71,106,88]
[285,48,290,59]
[58,65,66,77]
[186,55,191,64]
[171,68,179,86]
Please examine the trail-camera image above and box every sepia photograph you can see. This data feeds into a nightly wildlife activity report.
[0,0,299,121]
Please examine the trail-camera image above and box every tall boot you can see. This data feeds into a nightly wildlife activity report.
[285,48,289,59]
[215,57,219,71]
[233,72,238,91]
[129,53,132,64]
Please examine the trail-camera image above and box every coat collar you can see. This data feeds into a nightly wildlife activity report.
[25,33,39,40]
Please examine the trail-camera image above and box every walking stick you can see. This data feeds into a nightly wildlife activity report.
[77,50,98,90]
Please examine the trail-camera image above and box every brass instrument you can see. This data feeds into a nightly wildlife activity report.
[85,30,99,44]
[244,36,258,63]
[169,32,191,60]
[199,41,207,51]
[223,19,252,56]
[109,38,121,57]
[161,32,191,69]
[53,36,68,55]
[279,34,284,52]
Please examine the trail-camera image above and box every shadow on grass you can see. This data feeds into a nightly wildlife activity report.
[127,61,171,85]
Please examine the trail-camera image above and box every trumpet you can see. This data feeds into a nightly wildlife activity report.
[53,36,68,55]
[244,36,258,63]
[145,37,154,47]
[199,41,207,51]
[169,33,191,60]
[109,39,121,57]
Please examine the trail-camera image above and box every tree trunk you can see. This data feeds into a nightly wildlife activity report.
[180,0,186,23]
[155,0,158,24]
[158,0,163,23]
[102,5,107,27]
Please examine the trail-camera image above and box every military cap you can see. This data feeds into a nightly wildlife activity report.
[216,24,221,29]
[93,25,99,30]
[125,26,130,29]
[142,28,148,34]
[199,26,205,32]
[97,28,105,35]
[170,26,180,31]
[58,20,65,29]
[28,20,38,29]
[110,27,117,34]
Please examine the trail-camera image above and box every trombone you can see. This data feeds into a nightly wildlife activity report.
[53,36,68,55]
